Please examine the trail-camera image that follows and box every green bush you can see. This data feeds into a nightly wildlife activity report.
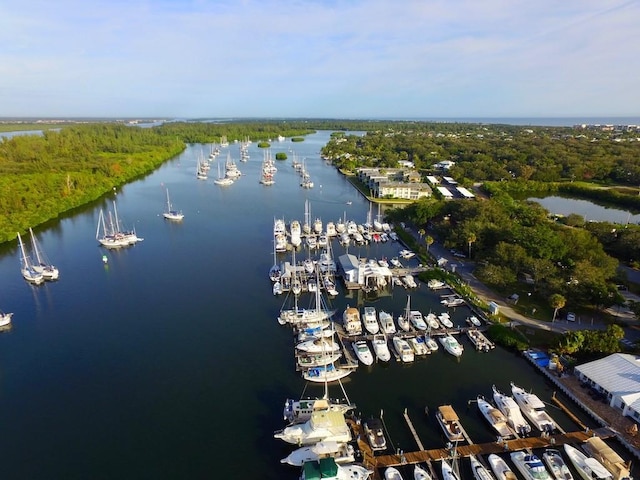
[275,152,288,160]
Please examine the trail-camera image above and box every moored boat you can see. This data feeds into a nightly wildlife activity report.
[29,228,59,280]
[283,396,355,425]
[303,364,352,383]
[408,336,429,356]
[362,306,380,334]
[274,409,352,445]
[364,417,387,451]
[343,306,363,336]
[493,385,531,436]
[542,449,574,480]
[488,454,518,480]
[470,454,495,480]
[352,340,374,366]
[436,405,464,442]
[563,444,613,480]
[372,334,391,362]
[439,334,463,357]
[510,451,552,480]
[582,437,631,480]
[442,459,461,480]
[510,382,556,433]
[300,457,371,480]
[280,440,355,466]
[379,310,396,334]
[392,336,415,363]
[17,232,44,285]
[477,396,513,438]
[162,188,184,221]
[0,309,13,328]
[385,466,404,480]
[414,464,432,480]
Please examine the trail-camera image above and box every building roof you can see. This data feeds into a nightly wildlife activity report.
[575,353,640,397]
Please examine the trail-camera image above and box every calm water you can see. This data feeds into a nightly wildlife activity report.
[0,131,601,479]
[529,195,640,224]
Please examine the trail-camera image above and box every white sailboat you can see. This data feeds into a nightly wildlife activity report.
[17,232,44,285]
[0,309,14,327]
[29,227,59,280]
[213,160,234,186]
[162,189,184,221]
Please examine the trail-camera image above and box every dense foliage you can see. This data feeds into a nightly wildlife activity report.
[552,324,625,357]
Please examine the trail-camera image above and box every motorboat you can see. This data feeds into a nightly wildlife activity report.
[290,220,302,248]
[467,316,482,327]
[392,337,415,363]
[280,440,355,466]
[300,458,371,480]
[438,312,454,329]
[542,449,574,480]
[477,396,513,438]
[409,311,428,331]
[378,311,396,334]
[399,249,415,259]
[274,409,352,445]
[467,329,495,352]
[283,396,355,425]
[362,306,380,334]
[493,385,532,436]
[390,257,402,268]
[425,313,440,330]
[428,279,446,290]
[296,337,340,354]
[563,444,613,480]
[441,296,465,307]
[470,454,495,480]
[510,451,553,480]
[278,308,332,327]
[488,454,518,480]
[303,364,352,383]
[323,277,339,297]
[0,309,13,328]
[442,459,461,480]
[397,314,411,332]
[372,334,391,362]
[402,275,417,288]
[385,467,404,480]
[378,257,389,268]
[510,382,557,433]
[297,352,342,369]
[424,335,439,352]
[408,336,429,356]
[414,464,432,480]
[439,334,463,357]
[272,281,283,296]
[436,405,464,442]
[343,307,363,336]
[582,436,631,480]
[352,341,374,366]
[363,417,387,451]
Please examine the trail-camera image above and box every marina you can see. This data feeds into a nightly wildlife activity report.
[0,130,637,479]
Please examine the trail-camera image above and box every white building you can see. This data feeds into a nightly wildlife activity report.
[575,353,640,422]
[436,186,454,199]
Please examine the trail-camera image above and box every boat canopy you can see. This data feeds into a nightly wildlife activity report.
[438,405,459,422]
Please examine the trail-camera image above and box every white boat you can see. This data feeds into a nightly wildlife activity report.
[162,188,184,221]
[442,459,461,480]
[214,160,234,186]
[300,457,371,480]
[424,335,439,352]
[399,249,415,259]
[372,334,391,362]
[362,306,380,334]
[436,405,464,442]
[224,152,241,178]
[326,221,337,237]
[17,232,44,285]
[343,307,363,336]
[414,464,432,480]
[402,275,417,288]
[492,385,531,436]
[467,329,495,352]
[439,334,463,357]
[386,467,404,480]
[364,417,387,451]
[274,408,352,445]
[510,382,557,433]
[272,281,283,296]
[582,437,632,480]
[390,257,402,268]
[392,336,415,363]
[283,396,355,425]
[488,454,518,480]
[290,220,302,248]
[510,451,553,480]
[297,352,343,369]
[379,311,396,334]
[425,313,440,330]
[467,316,482,327]
[0,309,13,328]
[397,314,411,332]
[409,311,428,331]
[438,312,454,329]
[408,336,429,356]
[196,159,208,179]
[477,396,513,438]
[303,363,352,383]
[280,440,355,466]
[378,258,389,268]
[542,449,574,480]
[352,341,374,366]
[442,296,465,307]
[470,454,495,480]
[29,227,59,280]
[563,444,613,480]
[428,279,446,290]
[297,337,341,354]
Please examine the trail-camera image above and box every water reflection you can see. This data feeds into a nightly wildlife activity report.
[529,195,640,223]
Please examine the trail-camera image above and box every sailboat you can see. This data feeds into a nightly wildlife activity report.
[0,308,13,327]
[17,232,44,285]
[29,228,59,280]
[214,158,234,186]
[162,189,184,221]
[196,158,208,180]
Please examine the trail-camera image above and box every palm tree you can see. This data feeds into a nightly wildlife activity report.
[425,235,434,253]
[418,228,425,240]
[467,232,476,259]
[549,293,566,323]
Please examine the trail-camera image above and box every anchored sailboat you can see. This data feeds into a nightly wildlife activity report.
[17,232,44,285]
[29,228,59,280]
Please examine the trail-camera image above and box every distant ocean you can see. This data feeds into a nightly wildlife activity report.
[384,117,640,127]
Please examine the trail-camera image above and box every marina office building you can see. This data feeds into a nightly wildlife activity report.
[575,353,640,424]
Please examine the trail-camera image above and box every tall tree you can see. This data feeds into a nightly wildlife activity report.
[549,294,566,323]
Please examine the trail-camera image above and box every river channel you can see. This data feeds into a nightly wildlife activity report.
[0,131,600,479]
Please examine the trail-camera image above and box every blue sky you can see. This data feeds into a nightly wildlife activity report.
[1,0,638,119]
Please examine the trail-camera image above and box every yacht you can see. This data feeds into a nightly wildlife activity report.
[414,464,433,480]
[439,334,464,357]
[424,335,439,352]
[385,467,404,480]
[488,454,518,480]
[436,405,464,442]
[372,334,391,362]
[409,311,428,330]
[563,444,613,480]
[392,336,415,363]
[300,458,371,480]
[582,437,631,480]
[510,382,557,433]
[363,417,387,451]
[283,396,355,425]
[542,449,574,480]
[428,279,446,290]
[426,313,440,330]
[467,316,482,327]
[493,385,532,436]
[442,459,461,480]
[352,341,374,366]
[274,409,352,445]
[408,336,429,356]
[477,396,513,438]
[297,352,342,369]
[343,307,363,336]
[296,337,341,354]
[511,452,553,480]
[438,312,454,329]
[290,220,302,248]
[280,440,355,466]
[362,306,380,334]
[470,454,495,480]
[378,311,396,334]
[390,257,402,268]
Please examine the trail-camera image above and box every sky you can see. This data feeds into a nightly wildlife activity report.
[1,0,639,119]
